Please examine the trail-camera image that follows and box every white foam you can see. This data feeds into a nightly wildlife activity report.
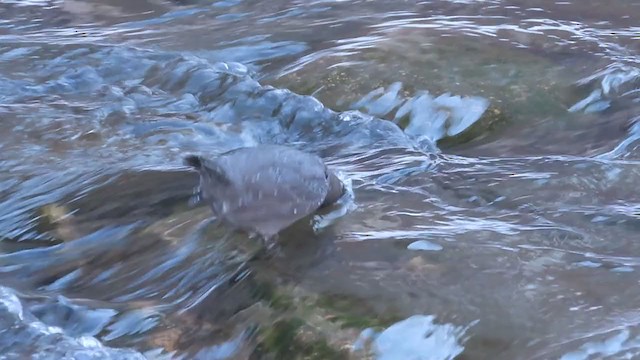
[313,170,358,231]
[354,315,477,360]
[0,286,148,359]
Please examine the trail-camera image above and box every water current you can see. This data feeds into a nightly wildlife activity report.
[0,0,639,359]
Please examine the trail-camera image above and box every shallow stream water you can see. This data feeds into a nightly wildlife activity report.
[1,0,639,359]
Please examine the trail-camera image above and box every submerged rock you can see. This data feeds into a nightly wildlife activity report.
[184,144,345,243]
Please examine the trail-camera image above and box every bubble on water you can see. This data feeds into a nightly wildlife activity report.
[574,261,602,268]
[611,266,634,273]
[590,216,610,223]
[407,240,443,251]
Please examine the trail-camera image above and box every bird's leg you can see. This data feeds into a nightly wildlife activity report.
[188,186,203,208]
[247,234,280,262]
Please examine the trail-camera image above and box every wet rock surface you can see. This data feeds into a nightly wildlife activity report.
[1,0,640,359]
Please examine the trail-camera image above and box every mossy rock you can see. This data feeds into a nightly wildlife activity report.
[253,317,349,360]
[315,293,402,330]
[267,31,589,148]
[241,271,402,359]
[436,105,509,149]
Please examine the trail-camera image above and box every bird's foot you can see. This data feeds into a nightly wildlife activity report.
[247,236,281,262]
[188,187,203,208]
[263,236,278,251]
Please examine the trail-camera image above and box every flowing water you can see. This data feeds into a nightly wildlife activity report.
[1,0,639,359]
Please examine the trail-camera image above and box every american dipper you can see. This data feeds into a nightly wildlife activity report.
[184,144,345,246]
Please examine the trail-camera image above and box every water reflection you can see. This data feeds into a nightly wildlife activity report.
[0,0,639,358]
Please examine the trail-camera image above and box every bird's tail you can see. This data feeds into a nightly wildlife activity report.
[184,155,203,169]
[183,155,231,186]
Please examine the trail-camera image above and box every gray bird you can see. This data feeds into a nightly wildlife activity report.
[184,144,345,247]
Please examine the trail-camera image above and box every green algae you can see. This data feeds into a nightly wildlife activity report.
[255,317,349,360]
